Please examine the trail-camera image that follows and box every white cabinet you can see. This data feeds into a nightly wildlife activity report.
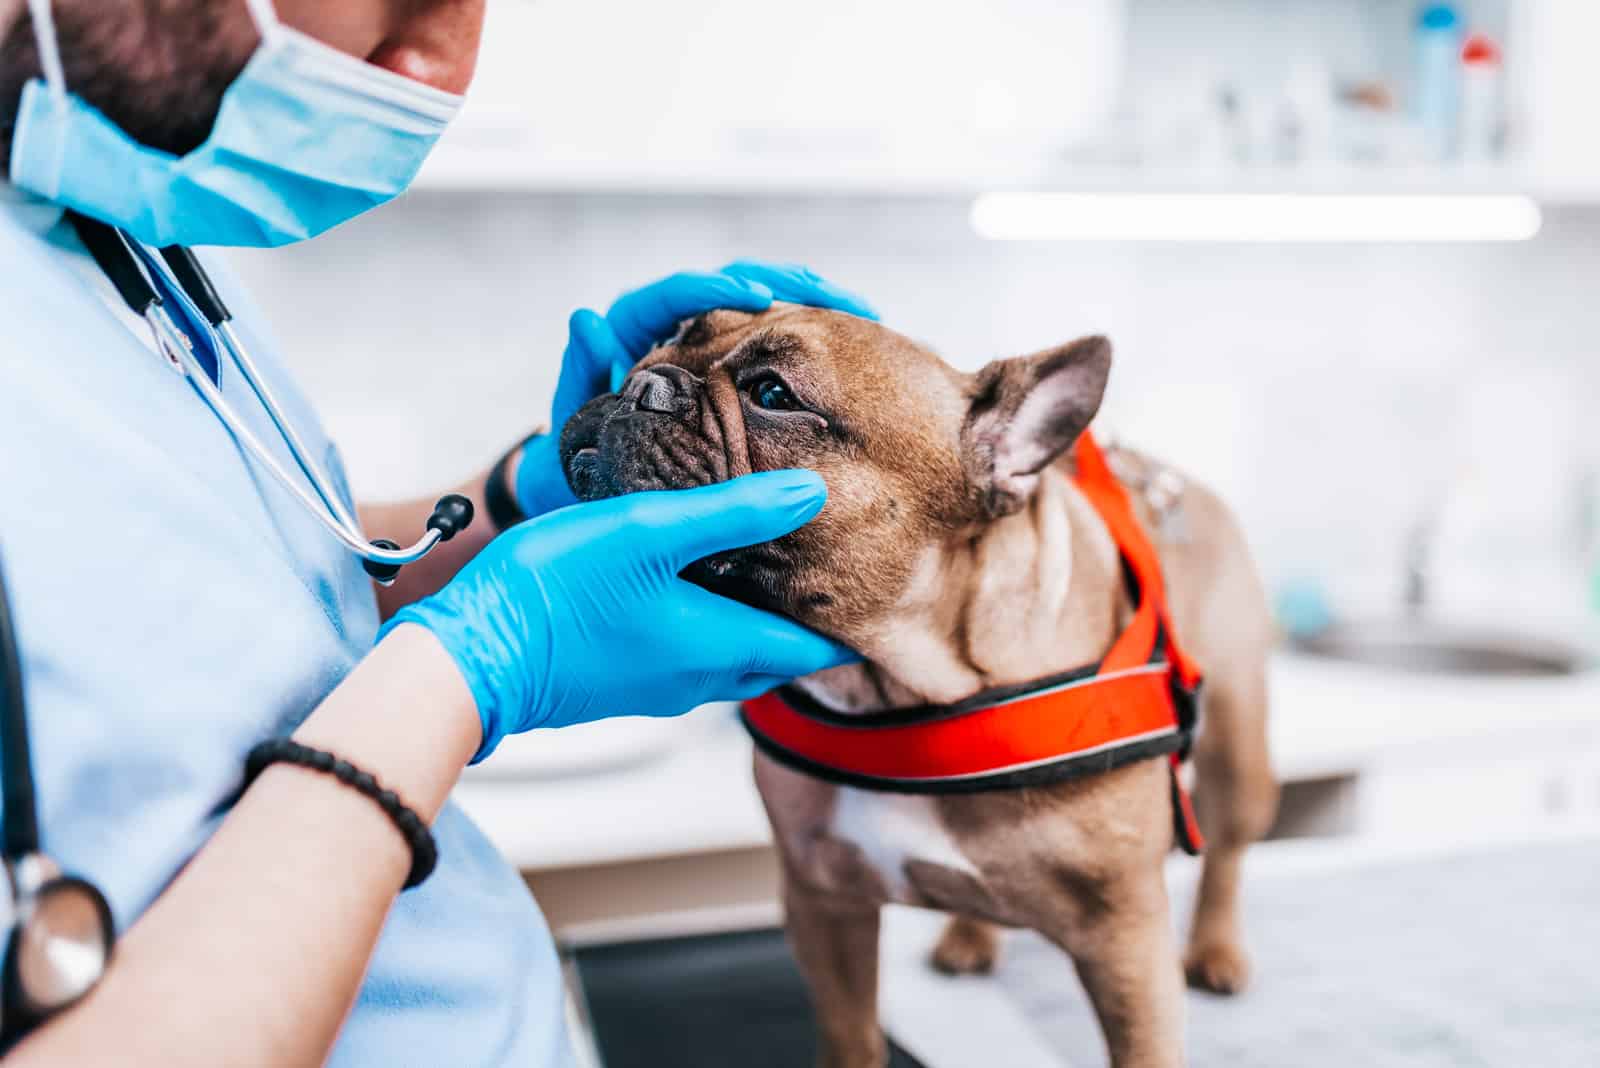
[421,1,1600,203]
[423,0,1123,192]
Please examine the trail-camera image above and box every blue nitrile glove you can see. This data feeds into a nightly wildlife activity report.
[514,262,877,519]
[384,470,855,761]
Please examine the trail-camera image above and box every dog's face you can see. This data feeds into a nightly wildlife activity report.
[560,304,1111,644]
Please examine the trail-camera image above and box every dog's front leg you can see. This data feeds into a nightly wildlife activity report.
[783,874,886,1068]
[1045,871,1185,1068]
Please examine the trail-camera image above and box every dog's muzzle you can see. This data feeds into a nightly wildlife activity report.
[624,364,702,417]
[559,362,730,502]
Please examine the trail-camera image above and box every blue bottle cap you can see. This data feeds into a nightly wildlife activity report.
[1418,4,1461,31]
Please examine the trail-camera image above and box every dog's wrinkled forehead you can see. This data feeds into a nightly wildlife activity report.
[639,307,800,375]
[671,308,758,352]
[637,304,968,420]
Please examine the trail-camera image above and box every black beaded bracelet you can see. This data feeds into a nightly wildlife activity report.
[484,430,543,532]
[243,739,439,890]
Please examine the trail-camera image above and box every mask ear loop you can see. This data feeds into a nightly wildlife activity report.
[241,0,279,38]
[23,0,66,104]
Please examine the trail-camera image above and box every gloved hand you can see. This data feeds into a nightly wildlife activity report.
[384,470,855,761]
[514,261,876,518]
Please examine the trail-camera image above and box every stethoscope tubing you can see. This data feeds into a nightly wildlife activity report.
[62,211,451,571]
[65,210,471,580]
[142,307,443,566]
[150,244,364,535]
[0,556,40,862]
[216,319,363,534]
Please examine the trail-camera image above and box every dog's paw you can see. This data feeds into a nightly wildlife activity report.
[929,917,1000,976]
[818,1034,889,1068]
[1184,940,1252,995]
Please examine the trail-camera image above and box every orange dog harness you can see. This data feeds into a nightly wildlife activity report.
[741,431,1206,855]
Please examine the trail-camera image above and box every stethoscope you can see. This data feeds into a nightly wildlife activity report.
[65,211,474,585]
[0,214,483,1043]
[0,550,115,1044]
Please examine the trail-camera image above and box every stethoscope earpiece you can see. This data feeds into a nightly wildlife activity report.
[362,541,403,586]
[361,495,475,586]
[425,494,474,542]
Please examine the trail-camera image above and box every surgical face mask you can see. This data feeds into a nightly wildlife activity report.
[9,0,463,247]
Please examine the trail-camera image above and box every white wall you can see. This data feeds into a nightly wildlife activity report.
[224,192,1600,629]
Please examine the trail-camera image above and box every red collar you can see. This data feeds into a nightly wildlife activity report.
[741,431,1206,854]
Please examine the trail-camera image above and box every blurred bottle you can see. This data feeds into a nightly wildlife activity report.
[1583,465,1600,618]
[1276,576,1334,639]
[1460,33,1505,163]
[1283,58,1336,165]
[1414,3,1464,161]
[1591,553,1600,619]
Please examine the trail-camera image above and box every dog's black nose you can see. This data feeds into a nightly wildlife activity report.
[624,363,701,415]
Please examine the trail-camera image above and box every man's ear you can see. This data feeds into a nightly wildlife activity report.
[962,335,1112,517]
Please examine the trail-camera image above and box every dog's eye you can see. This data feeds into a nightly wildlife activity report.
[749,375,802,412]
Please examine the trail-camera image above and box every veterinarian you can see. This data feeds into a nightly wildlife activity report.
[0,0,870,1063]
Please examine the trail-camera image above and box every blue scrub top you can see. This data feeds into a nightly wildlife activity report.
[0,190,574,1067]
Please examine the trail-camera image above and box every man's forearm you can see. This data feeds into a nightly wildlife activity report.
[9,625,481,1068]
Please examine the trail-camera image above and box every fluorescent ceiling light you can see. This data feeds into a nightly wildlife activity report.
[969,192,1543,243]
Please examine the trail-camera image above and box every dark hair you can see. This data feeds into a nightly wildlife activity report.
[0,1,257,174]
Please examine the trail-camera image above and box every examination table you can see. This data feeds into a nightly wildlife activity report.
[570,831,1598,1067]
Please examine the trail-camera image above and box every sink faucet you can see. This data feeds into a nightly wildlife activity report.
[1402,506,1440,617]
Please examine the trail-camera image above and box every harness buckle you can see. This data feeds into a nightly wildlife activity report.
[1169,674,1203,760]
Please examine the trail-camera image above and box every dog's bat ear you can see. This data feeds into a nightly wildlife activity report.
[962,335,1111,517]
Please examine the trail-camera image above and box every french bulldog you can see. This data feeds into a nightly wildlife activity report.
[560,305,1278,1068]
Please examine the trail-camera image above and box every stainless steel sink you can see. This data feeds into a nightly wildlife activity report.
[1291,620,1592,678]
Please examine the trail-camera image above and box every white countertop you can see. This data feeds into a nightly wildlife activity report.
[454,653,1600,873]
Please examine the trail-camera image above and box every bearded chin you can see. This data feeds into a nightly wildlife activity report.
[0,4,255,172]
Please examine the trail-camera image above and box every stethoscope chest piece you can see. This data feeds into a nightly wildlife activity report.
[2,856,114,1039]
[0,556,115,1046]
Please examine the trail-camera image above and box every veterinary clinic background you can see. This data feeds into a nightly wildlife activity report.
[1,1,1597,1066]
